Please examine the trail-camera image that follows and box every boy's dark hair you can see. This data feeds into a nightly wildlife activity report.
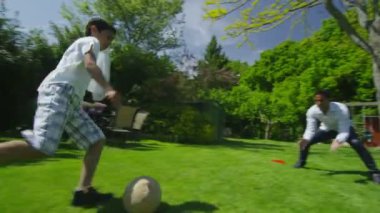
[85,18,116,36]
[315,90,330,99]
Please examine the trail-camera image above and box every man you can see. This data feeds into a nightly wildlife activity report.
[294,90,380,184]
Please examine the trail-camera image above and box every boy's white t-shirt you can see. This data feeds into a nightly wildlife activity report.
[87,49,111,101]
[38,36,101,99]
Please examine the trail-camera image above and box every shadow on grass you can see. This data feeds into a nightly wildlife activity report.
[157,201,218,213]
[106,139,164,151]
[214,139,285,151]
[59,141,82,150]
[169,139,285,152]
[0,153,83,167]
[97,197,218,213]
[304,167,372,184]
[82,134,290,152]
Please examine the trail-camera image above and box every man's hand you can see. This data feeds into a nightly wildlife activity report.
[298,139,308,150]
[105,89,122,108]
[330,139,344,152]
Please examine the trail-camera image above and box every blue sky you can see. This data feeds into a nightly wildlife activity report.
[5,0,331,64]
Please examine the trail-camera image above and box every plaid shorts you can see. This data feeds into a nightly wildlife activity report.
[22,83,105,156]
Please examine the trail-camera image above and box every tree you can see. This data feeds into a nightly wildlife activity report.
[0,1,25,129]
[0,1,59,130]
[204,14,373,140]
[51,0,184,53]
[196,35,237,91]
[110,44,178,101]
[204,0,380,102]
[202,35,229,69]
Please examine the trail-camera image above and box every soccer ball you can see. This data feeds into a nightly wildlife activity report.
[123,176,162,213]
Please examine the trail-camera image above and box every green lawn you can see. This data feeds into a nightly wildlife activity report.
[1,137,380,213]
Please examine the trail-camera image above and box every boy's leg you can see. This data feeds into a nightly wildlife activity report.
[78,139,105,189]
[16,84,75,159]
[65,108,112,206]
[0,140,47,164]
[0,84,73,164]
[72,139,112,206]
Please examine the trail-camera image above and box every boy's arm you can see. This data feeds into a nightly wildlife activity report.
[82,101,107,109]
[82,101,93,109]
[84,46,121,108]
[84,47,113,92]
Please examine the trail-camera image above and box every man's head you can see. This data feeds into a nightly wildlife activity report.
[85,18,116,50]
[314,90,330,113]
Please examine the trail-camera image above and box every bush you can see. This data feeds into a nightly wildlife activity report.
[170,107,215,144]
[144,103,218,144]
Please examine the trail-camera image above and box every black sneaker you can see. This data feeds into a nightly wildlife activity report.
[372,173,380,184]
[293,161,306,168]
[71,187,113,207]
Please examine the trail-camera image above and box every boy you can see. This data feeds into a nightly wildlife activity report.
[0,18,121,206]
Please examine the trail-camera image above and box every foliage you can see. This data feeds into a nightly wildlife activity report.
[110,44,177,101]
[201,35,229,69]
[196,64,239,91]
[0,3,59,130]
[143,103,217,144]
[170,106,215,143]
[195,35,237,91]
[51,0,184,53]
[0,13,25,128]
[203,14,373,140]
[204,0,323,42]
[143,103,180,136]
[193,35,240,104]
[203,0,380,102]
[134,71,199,104]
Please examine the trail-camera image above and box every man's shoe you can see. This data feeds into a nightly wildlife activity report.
[372,173,380,184]
[293,161,306,168]
[71,187,113,207]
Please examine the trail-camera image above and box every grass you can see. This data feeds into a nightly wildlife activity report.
[1,137,380,212]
